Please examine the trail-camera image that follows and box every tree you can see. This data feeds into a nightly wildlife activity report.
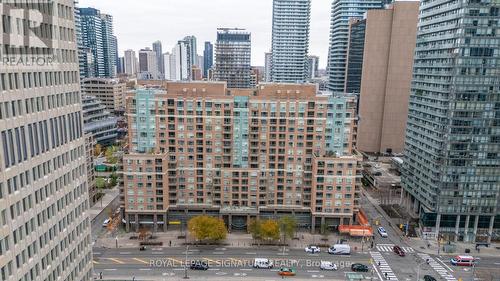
[110,173,118,187]
[96,177,106,189]
[260,219,280,241]
[138,228,150,240]
[279,216,297,244]
[105,146,118,164]
[248,218,262,240]
[188,215,227,242]
[95,144,102,156]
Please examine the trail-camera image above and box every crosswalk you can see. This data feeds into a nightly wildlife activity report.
[376,244,415,253]
[417,253,456,281]
[370,251,398,281]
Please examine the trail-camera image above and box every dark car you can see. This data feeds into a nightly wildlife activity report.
[190,260,209,270]
[393,245,405,257]
[351,263,369,272]
[424,275,437,281]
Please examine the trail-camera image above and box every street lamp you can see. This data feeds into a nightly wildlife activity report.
[416,258,429,281]
[183,245,189,279]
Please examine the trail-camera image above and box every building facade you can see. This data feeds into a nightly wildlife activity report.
[203,42,214,78]
[344,18,366,94]
[152,40,164,78]
[307,55,319,80]
[138,48,159,80]
[214,28,252,88]
[184,36,198,69]
[357,1,419,154]
[271,0,311,83]
[81,78,127,114]
[326,0,384,92]
[264,52,272,82]
[401,0,500,243]
[0,1,93,280]
[82,96,119,146]
[124,49,137,76]
[122,82,361,231]
[77,7,117,78]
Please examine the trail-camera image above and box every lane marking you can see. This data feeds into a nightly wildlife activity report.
[119,252,131,254]
[240,268,253,271]
[132,258,149,264]
[104,269,117,271]
[245,252,257,255]
[212,251,224,255]
[107,258,124,264]
[208,268,220,271]
[139,268,151,271]
[372,264,383,281]
[436,257,454,272]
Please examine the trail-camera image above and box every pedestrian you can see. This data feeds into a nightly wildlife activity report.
[169,240,172,247]
[385,272,388,279]
[378,261,381,266]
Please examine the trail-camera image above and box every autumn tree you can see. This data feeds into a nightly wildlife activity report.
[188,215,227,242]
[260,219,280,241]
[248,218,262,240]
[279,216,297,244]
[95,144,102,156]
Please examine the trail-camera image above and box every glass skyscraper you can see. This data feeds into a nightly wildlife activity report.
[203,41,214,78]
[326,0,383,92]
[214,28,252,88]
[401,0,500,243]
[77,7,117,78]
[271,0,311,83]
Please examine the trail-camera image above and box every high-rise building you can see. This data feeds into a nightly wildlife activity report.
[326,0,384,92]
[214,28,252,88]
[81,78,127,114]
[124,49,138,76]
[306,55,319,80]
[163,52,172,80]
[401,0,500,243]
[184,36,198,68]
[0,1,93,280]
[123,82,360,231]
[82,95,119,145]
[264,52,272,82]
[77,7,117,78]
[138,48,159,79]
[344,18,366,94]
[197,55,204,76]
[356,2,419,154]
[117,56,125,74]
[152,40,164,78]
[169,40,192,81]
[203,42,214,78]
[271,0,311,83]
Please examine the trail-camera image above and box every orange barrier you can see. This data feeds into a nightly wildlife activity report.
[338,209,373,237]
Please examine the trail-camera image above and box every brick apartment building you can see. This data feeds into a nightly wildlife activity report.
[122,82,362,232]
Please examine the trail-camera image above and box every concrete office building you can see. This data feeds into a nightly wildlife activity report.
[326,0,384,92]
[122,82,361,232]
[163,52,172,80]
[401,0,500,243]
[81,78,127,114]
[356,1,419,154]
[264,52,272,82]
[0,1,93,280]
[214,28,252,88]
[124,49,138,76]
[307,55,319,80]
[85,134,98,205]
[82,96,119,146]
[271,0,311,83]
[152,40,164,78]
[138,48,159,80]
[168,40,192,81]
[77,7,117,78]
[344,18,366,94]
[203,42,214,78]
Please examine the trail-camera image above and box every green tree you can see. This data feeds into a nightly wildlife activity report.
[188,215,227,242]
[96,177,106,189]
[279,216,297,244]
[248,218,262,240]
[110,173,118,187]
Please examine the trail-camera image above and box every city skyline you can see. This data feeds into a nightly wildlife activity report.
[78,0,331,67]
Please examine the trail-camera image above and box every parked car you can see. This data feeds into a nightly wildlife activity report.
[377,227,388,238]
[393,245,405,257]
[190,260,209,270]
[253,258,273,269]
[305,245,321,253]
[424,275,437,281]
[320,261,338,271]
[278,267,296,276]
[351,263,369,272]
[102,218,111,227]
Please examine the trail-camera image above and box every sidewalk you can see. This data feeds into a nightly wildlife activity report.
[89,187,119,221]
[96,230,370,252]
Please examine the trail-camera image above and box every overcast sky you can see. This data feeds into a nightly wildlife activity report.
[78,0,332,68]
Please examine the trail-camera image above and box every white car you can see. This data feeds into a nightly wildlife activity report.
[253,258,273,269]
[305,245,321,254]
[320,261,338,271]
[378,227,388,238]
